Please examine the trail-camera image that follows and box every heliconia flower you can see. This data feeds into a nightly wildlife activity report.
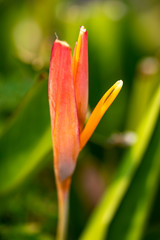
[48,26,123,240]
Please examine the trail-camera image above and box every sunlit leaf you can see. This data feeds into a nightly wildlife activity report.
[107,118,160,240]
[80,85,160,240]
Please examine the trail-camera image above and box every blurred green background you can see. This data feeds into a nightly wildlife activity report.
[0,0,160,239]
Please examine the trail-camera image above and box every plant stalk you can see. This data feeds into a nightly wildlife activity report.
[56,178,71,240]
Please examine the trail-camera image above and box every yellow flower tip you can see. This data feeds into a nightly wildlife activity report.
[116,79,123,88]
[80,80,123,149]
[102,80,123,110]
[116,80,123,89]
[75,26,87,63]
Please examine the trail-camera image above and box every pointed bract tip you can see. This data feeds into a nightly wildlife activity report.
[80,26,87,34]
[55,39,70,48]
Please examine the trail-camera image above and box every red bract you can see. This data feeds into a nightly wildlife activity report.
[49,40,80,182]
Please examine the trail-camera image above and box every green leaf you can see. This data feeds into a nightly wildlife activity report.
[80,85,160,240]
[0,78,52,195]
[107,117,160,240]
[126,57,160,131]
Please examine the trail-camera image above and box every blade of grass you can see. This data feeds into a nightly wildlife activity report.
[125,131,160,240]
[80,85,160,240]
[0,77,52,195]
[107,117,160,240]
[126,57,159,131]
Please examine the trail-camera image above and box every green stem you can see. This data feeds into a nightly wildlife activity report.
[56,180,70,240]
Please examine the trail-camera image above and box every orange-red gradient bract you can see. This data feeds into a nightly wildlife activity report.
[49,26,123,183]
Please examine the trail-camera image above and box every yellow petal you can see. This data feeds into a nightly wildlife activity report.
[80,80,123,149]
